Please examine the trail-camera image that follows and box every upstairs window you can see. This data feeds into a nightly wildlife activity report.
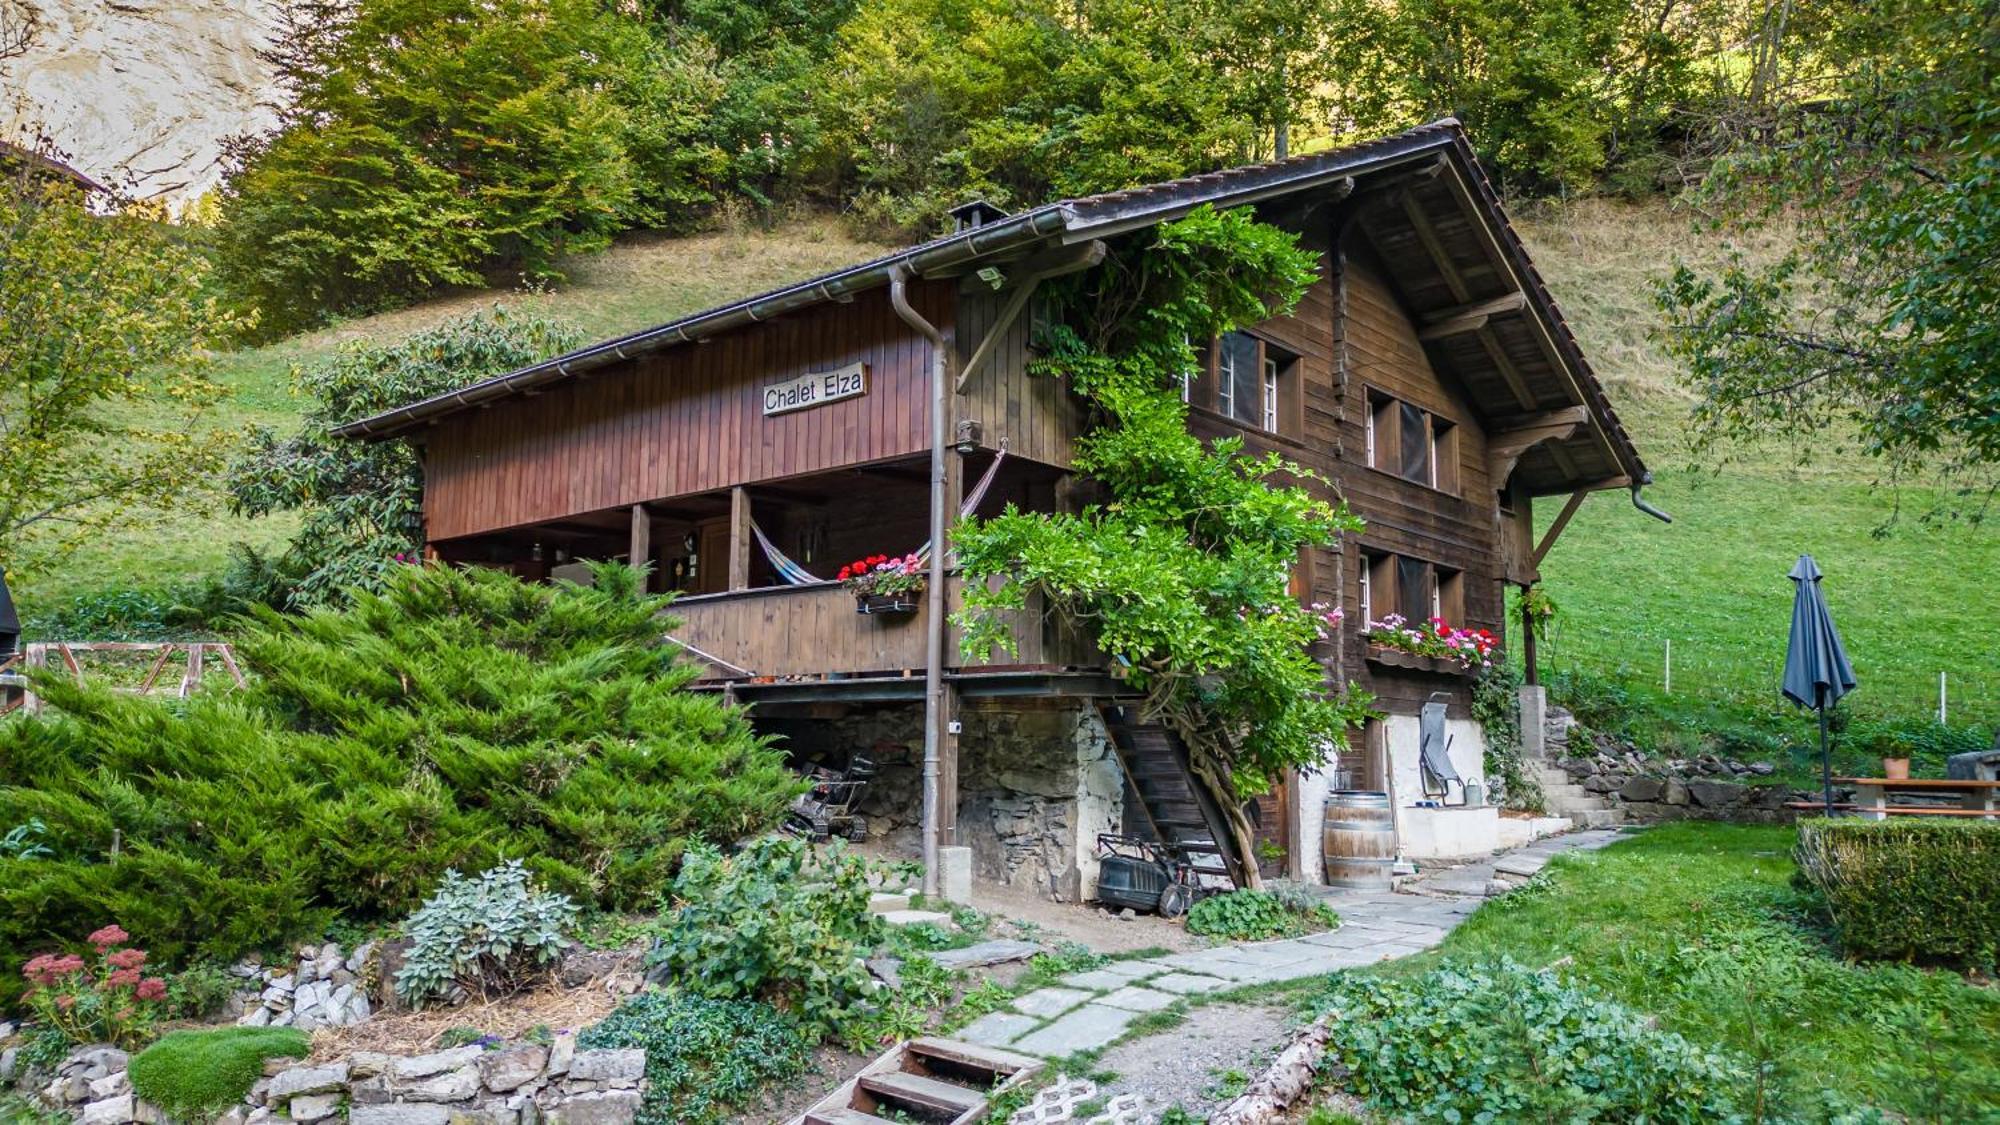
[1206,331,1295,434]
[1361,551,1465,628]
[1366,388,1459,494]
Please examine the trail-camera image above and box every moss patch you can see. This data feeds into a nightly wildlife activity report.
[127,1027,310,1121]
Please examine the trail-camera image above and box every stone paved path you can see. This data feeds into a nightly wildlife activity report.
[962,828,1626,1059]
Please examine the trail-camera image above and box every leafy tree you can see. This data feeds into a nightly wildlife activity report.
[816,0,1340,234]
[216,0,716,334]
[228,306,582,607]
[1656,0,2000,512]
[0,142,243,573]
[954,207,1374,883]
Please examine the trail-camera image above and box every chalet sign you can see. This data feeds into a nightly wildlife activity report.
[763,362,868,416]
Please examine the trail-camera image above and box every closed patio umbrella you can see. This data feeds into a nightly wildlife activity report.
[1782,555,1857,813]
[0,565,19,657]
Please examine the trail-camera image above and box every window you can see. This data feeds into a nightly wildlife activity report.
[1360,551,1465,627]
[1203,331,1294,433]
[1364,389,1458,494]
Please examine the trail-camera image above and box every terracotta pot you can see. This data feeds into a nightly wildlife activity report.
[1883,757,1911,780]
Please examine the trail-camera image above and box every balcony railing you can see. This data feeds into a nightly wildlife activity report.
[663,577,1097,681]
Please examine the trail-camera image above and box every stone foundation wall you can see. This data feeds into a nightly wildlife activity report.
[770,703,1122,901]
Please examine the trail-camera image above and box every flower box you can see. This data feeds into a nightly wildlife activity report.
[856,593,919,616]
[1365,643,1467,676]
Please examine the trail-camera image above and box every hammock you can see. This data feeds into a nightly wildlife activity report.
[750,450,1009,586]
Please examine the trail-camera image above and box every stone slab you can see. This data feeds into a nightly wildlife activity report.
[1095,986,1175,1012]
[1060,965,1156,990]
[1492,853,1550,878]
[956,1011,1042,1048]
[1143,972,1228,995]
[350,1108,451,1125]
[878,909,955,928]
[1013,987,1092,1019]
[1010,1003,1139,1057]
[929,939,1046,970]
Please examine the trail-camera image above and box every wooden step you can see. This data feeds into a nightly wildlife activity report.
[805,1109,904,1125]
[906,1037,1040,1076]
[859,1072,986,1117]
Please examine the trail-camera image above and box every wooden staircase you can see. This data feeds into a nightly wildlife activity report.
[1096,703,1248,889]
[792,1037,1042,1125]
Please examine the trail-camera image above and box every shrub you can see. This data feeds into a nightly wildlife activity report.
[1187,889,1337,941]
[165,960,239,1021]
[577,992,811,1125]
[395,861,579,1008]
[127,1027,310,1122]
[19,925,169,1049]
[1312,961,1751,1122]
[1794,818,2000,966]
[647,836,883,1035]
[0,562,797,1001]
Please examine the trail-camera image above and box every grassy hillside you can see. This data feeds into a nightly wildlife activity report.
[14,201,1996,725]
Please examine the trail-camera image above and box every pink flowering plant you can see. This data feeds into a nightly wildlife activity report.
[837,552,926,598]
[1364,614,1498,671]
[20,924,168,1049]
[1309,602,1345,639]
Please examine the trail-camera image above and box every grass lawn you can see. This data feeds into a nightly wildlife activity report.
[1394,822,2000,1121]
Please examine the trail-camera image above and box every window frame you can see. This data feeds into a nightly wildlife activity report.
[1199,331,1296,436]
[1362,385,1460,497]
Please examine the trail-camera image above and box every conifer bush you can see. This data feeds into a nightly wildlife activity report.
[0,562,796,1001]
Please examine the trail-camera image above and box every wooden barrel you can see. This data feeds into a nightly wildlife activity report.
[1322,790,1395,891]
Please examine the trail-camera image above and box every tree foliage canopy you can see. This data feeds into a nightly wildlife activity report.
[1656,0,2000,506]
[953,207,1373,879]
[0,160,242,572]
[227,306,582,606]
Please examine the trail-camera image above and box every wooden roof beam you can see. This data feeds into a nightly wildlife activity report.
[1418,291,1526,340]
[1398,194,1471,303]
[957,240,1106,393]
[1475,328,1539,412]
[1487,405,1590,487]
[1531,474,1632,565]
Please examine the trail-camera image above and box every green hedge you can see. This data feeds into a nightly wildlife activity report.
[1794,818,2000,965]
[0,563,797,1002]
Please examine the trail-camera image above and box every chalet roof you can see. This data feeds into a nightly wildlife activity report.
[337,119,1646,496]
[0,139,108,195]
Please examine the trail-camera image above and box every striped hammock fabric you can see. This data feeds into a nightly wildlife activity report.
[749,450,1009,586]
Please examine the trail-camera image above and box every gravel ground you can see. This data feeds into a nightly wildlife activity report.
[965,875,1205,956]
[1092,1001,1299,1122]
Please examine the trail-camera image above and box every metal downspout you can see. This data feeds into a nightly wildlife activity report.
[889,264,950,898]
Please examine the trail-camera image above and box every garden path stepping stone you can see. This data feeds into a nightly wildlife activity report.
[879,909,957,928]
[1013,987,1092,1018]
[1010,1003,1139,1057]
[1061,964,1155,990]
[1493,853,1550,878]
[1143,972,1227,995]
[929,939,1046,969]
[957,1011,1041,1048]
[1095,985,1175,1012]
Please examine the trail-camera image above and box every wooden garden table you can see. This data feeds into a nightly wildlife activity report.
[1834,777,2000,821]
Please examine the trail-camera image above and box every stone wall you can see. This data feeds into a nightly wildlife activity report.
[1544,706,1827,824]
[13,1035,646,1125]
[768,702,1122,901]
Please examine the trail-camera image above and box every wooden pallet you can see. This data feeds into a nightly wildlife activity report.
[791,1036,1042,1125]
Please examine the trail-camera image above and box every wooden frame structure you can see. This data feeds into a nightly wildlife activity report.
[6,642,246,716]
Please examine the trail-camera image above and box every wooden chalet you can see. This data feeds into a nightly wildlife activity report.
[339,120,1660,898]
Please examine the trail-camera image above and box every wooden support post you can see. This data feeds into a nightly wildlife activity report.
[1533,489,1591,567]
[629,504,651,592]
[728,487,751,591]
[1521,585,1538,687]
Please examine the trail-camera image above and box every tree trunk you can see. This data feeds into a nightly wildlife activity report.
[1209,1013,1335,1124]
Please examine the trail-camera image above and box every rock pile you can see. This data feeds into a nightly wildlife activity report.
[1554,750,1826,824]
[19,1036,646,1125]
[232,941,377,1030]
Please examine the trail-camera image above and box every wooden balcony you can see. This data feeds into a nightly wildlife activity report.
[664,577,1100,683]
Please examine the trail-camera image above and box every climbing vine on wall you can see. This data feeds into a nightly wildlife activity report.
[952,205,1376,885]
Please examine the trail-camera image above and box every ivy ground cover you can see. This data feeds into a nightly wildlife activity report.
[1353,823,2000,1121]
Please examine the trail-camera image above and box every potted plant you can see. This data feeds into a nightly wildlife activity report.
[1881,733,1912,780]
[838,553,925,615]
